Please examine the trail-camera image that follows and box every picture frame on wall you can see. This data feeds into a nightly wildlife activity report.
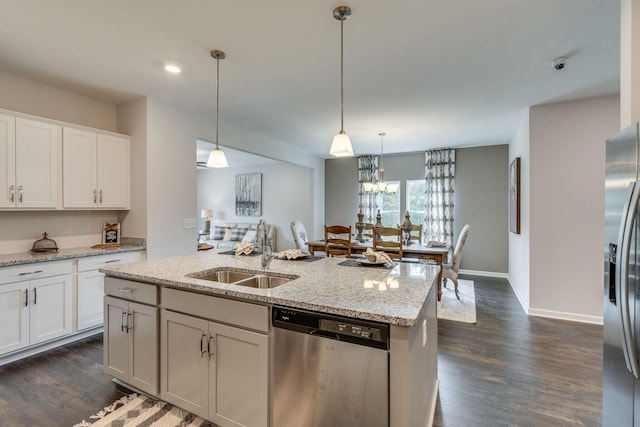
[102,222,121,245]
[509,157,521,234]
[235,173,262,216]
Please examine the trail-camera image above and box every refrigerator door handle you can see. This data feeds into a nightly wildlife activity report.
[616,180,640,378]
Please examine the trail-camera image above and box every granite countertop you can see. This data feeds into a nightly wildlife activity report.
[0,244,146,267]
[100,251,439,326]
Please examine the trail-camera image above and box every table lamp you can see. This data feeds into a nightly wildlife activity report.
[201,209,213,235]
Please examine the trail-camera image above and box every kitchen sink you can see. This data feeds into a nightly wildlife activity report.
[188,267,298,289]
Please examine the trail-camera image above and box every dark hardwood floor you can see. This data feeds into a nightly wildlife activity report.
[0,274,602,426]
[434,275,602,427]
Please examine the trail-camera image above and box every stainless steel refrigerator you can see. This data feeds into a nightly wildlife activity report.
[604,123,640,426]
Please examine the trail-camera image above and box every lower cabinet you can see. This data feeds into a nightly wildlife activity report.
[0,261,73,356]
[77,251,143,331]
[161,309,269,427]
[104,295,158,395]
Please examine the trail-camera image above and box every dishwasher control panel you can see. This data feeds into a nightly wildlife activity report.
[273,306,389,349]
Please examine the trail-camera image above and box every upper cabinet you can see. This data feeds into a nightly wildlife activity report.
[62,127,130,209]
[0,115,60,209]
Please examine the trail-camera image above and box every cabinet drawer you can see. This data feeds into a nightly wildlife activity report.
[105,277,157,305]
[0,260,73,285]
[162,287,269,333]
[78,251,143,272]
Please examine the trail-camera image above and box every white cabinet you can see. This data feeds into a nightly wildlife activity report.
[0,261,72,356]
[63,127,130,209]
[161,289,269,427]
[103,278,158,395]
[76,251,143,331]
[0,115,60,209]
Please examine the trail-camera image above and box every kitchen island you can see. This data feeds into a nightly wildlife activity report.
[101,251,439,427]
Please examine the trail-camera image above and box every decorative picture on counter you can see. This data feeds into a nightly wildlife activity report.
[235,173,262,216]
[102,222,121,245]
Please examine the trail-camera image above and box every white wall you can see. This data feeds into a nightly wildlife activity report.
[198,162,314,251]
[527,95,619,323]
[509,113,531,310]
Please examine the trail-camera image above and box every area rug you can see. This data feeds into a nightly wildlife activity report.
[73,393,216,427]
[437,279,477,324]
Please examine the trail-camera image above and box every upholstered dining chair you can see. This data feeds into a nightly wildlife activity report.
[324,225,352,257]
[373,227,403,260]
[442,224,471,300]
[290,220,310,253]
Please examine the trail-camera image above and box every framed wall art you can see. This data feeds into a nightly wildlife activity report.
[509,157,521,234]
[235,173,262,216]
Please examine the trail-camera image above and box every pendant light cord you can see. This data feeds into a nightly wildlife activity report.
[340,18,345,132]
[215,55,220,150]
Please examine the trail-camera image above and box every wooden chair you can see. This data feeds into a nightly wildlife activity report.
[324,225,352,257]
[363,223,375,240]
[442,224,470,299]
[373,227,403,260]
[398,223,422,245]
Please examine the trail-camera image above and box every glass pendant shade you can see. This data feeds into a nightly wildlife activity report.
[207,147,229,168]
[330,131,354,157]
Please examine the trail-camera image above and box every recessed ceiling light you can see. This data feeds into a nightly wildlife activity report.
[164,64,181,74]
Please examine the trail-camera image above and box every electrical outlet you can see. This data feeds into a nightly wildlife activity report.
[183,218,196,229]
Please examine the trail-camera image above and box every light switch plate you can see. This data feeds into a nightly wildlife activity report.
[183,218,196,229]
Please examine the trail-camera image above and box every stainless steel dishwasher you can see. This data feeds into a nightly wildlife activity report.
[273,306,389,427]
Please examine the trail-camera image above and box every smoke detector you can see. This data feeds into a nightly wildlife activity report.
[552,57,567,71]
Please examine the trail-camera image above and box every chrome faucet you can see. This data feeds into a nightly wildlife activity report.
[259,219,275,269]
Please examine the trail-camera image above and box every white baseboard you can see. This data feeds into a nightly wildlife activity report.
[459,269,509,279]
[0,327,103,366]
[527,307,603,325]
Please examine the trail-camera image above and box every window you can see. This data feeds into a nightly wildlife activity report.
[377,181,401,226]
[406,179,425,227]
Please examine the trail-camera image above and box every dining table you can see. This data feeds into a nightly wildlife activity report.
[306,239,451,301]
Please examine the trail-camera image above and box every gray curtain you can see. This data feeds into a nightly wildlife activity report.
[358,155,378,223]
[424,148,455,252]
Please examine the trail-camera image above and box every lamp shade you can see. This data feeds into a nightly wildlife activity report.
[330,131,354,157]
[207,148,229,168]
[201,209,213,219]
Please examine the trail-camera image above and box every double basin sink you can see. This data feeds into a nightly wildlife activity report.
[188,267,298,289]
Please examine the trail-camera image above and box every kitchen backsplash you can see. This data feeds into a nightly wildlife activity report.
[0,210,119,254]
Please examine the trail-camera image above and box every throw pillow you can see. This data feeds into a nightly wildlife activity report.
[242,230,257,243]
[222,227,233,241]
[212,225,226,240]
[231,227,248,241]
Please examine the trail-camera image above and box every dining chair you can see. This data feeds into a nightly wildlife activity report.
[290,220,310,253]
[324,225,353,257]
[363,223,375,240]
[373,227,403,260]
[398,223,422,245]
[442,224,470,299]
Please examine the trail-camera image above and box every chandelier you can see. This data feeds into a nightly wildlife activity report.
[363,132,398,195]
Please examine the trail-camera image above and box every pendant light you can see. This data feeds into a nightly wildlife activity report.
[364,132,398,195]
[329,6,355,157]
[207,49,229,168]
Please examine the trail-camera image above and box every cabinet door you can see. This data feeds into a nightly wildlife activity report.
[62,127,97,208]
[104,296,129,380]
[0,113,16,208]
[97,134,129,209]
[15,118,59,208]
[0,282,29,355]
[77,270,105,330]
[161,310,209,418]
[128,302,158,395]
[29,274,73,345]
[209,322,269,427]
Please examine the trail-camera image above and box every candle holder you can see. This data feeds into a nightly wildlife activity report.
[401,211,413,245]
[355,210,365,242]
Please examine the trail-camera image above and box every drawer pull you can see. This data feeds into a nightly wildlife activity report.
[18,270,43,276]
[104,259,121,264]
[118,287,135,294]
[24,289,28,307]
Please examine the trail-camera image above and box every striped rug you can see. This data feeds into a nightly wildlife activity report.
[74,393,216,427]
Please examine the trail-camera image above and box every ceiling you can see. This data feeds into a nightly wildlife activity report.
[0,0,620,158]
